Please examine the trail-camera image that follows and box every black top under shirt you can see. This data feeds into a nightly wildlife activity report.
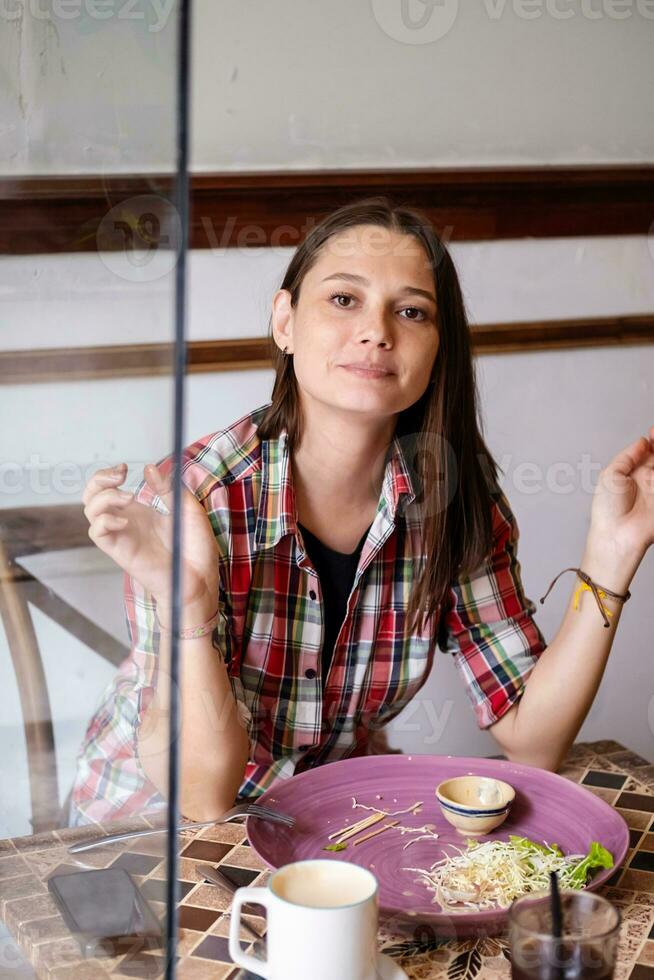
[298,521,372,686]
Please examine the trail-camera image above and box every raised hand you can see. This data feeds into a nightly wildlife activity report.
[82,461,219,612]
[589,427,654,562]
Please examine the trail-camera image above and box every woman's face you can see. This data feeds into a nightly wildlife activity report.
[272,224,440,423]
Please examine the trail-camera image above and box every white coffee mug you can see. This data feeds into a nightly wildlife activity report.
[228,858,380,980]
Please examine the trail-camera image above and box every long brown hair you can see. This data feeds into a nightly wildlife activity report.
[257,195,503,637]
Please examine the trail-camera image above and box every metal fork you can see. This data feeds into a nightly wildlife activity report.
[197,863,268,978]
[68,801,295,854]
[195,863,264,946]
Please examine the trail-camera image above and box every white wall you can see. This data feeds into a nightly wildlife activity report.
[2,0,653,175]
[0,0,177,175]
[190,0,654,169]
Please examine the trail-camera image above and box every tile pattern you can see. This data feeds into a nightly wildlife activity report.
[1,740,653,979]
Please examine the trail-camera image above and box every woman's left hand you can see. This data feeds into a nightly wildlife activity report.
[589,427,654,562]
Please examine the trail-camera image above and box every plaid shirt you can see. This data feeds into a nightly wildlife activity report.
[71,402,547,825]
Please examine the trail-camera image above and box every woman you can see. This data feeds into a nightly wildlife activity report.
[72,197,653,826]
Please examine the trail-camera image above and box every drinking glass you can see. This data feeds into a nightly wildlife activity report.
[508,889,620,979]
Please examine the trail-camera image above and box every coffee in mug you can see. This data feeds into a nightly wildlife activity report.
[228,859,380,980]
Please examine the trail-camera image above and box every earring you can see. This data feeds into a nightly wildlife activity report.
[282,346,290,356]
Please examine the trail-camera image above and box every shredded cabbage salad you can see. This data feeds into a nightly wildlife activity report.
[403,836,614,913]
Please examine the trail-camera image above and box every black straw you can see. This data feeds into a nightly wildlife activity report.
[549,871,565,978]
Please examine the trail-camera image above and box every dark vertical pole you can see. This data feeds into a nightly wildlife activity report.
[166,0,192,977]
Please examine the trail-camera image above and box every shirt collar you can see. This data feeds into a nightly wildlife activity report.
[254,425,417,553]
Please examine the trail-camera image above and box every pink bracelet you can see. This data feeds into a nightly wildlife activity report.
[158,609,220,639]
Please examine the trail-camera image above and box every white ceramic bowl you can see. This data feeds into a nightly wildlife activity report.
[436,774,515,836]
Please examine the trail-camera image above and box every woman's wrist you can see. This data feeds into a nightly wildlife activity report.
[155,591,219,634]
[580,535,642,597]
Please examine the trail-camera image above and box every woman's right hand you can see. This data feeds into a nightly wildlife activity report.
[82,462,220,617]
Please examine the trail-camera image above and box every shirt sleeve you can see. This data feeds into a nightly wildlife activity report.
[439,488,547,730]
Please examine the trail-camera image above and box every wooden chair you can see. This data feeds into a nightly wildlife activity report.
[0,504,128,833]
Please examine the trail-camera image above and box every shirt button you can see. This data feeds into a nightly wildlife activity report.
[309,589,317,600]
[304,668,317,679]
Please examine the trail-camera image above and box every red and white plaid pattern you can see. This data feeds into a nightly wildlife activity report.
[71,403,547,824]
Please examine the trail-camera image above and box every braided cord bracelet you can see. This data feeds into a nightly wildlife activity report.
[539,566,631,629]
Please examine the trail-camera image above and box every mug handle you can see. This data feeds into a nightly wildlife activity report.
[228,886,271,977]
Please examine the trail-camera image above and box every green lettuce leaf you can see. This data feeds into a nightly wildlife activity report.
[567,842,614,887]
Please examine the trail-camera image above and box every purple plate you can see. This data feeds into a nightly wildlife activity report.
[246,754,629,937]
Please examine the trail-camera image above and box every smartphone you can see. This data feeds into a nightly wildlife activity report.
[48,867,163,958]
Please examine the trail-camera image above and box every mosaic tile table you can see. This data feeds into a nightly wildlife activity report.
[2,740,654,980]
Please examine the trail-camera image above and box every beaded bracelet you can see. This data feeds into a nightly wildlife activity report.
[539,567,631,629]
[158,609,220,639]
